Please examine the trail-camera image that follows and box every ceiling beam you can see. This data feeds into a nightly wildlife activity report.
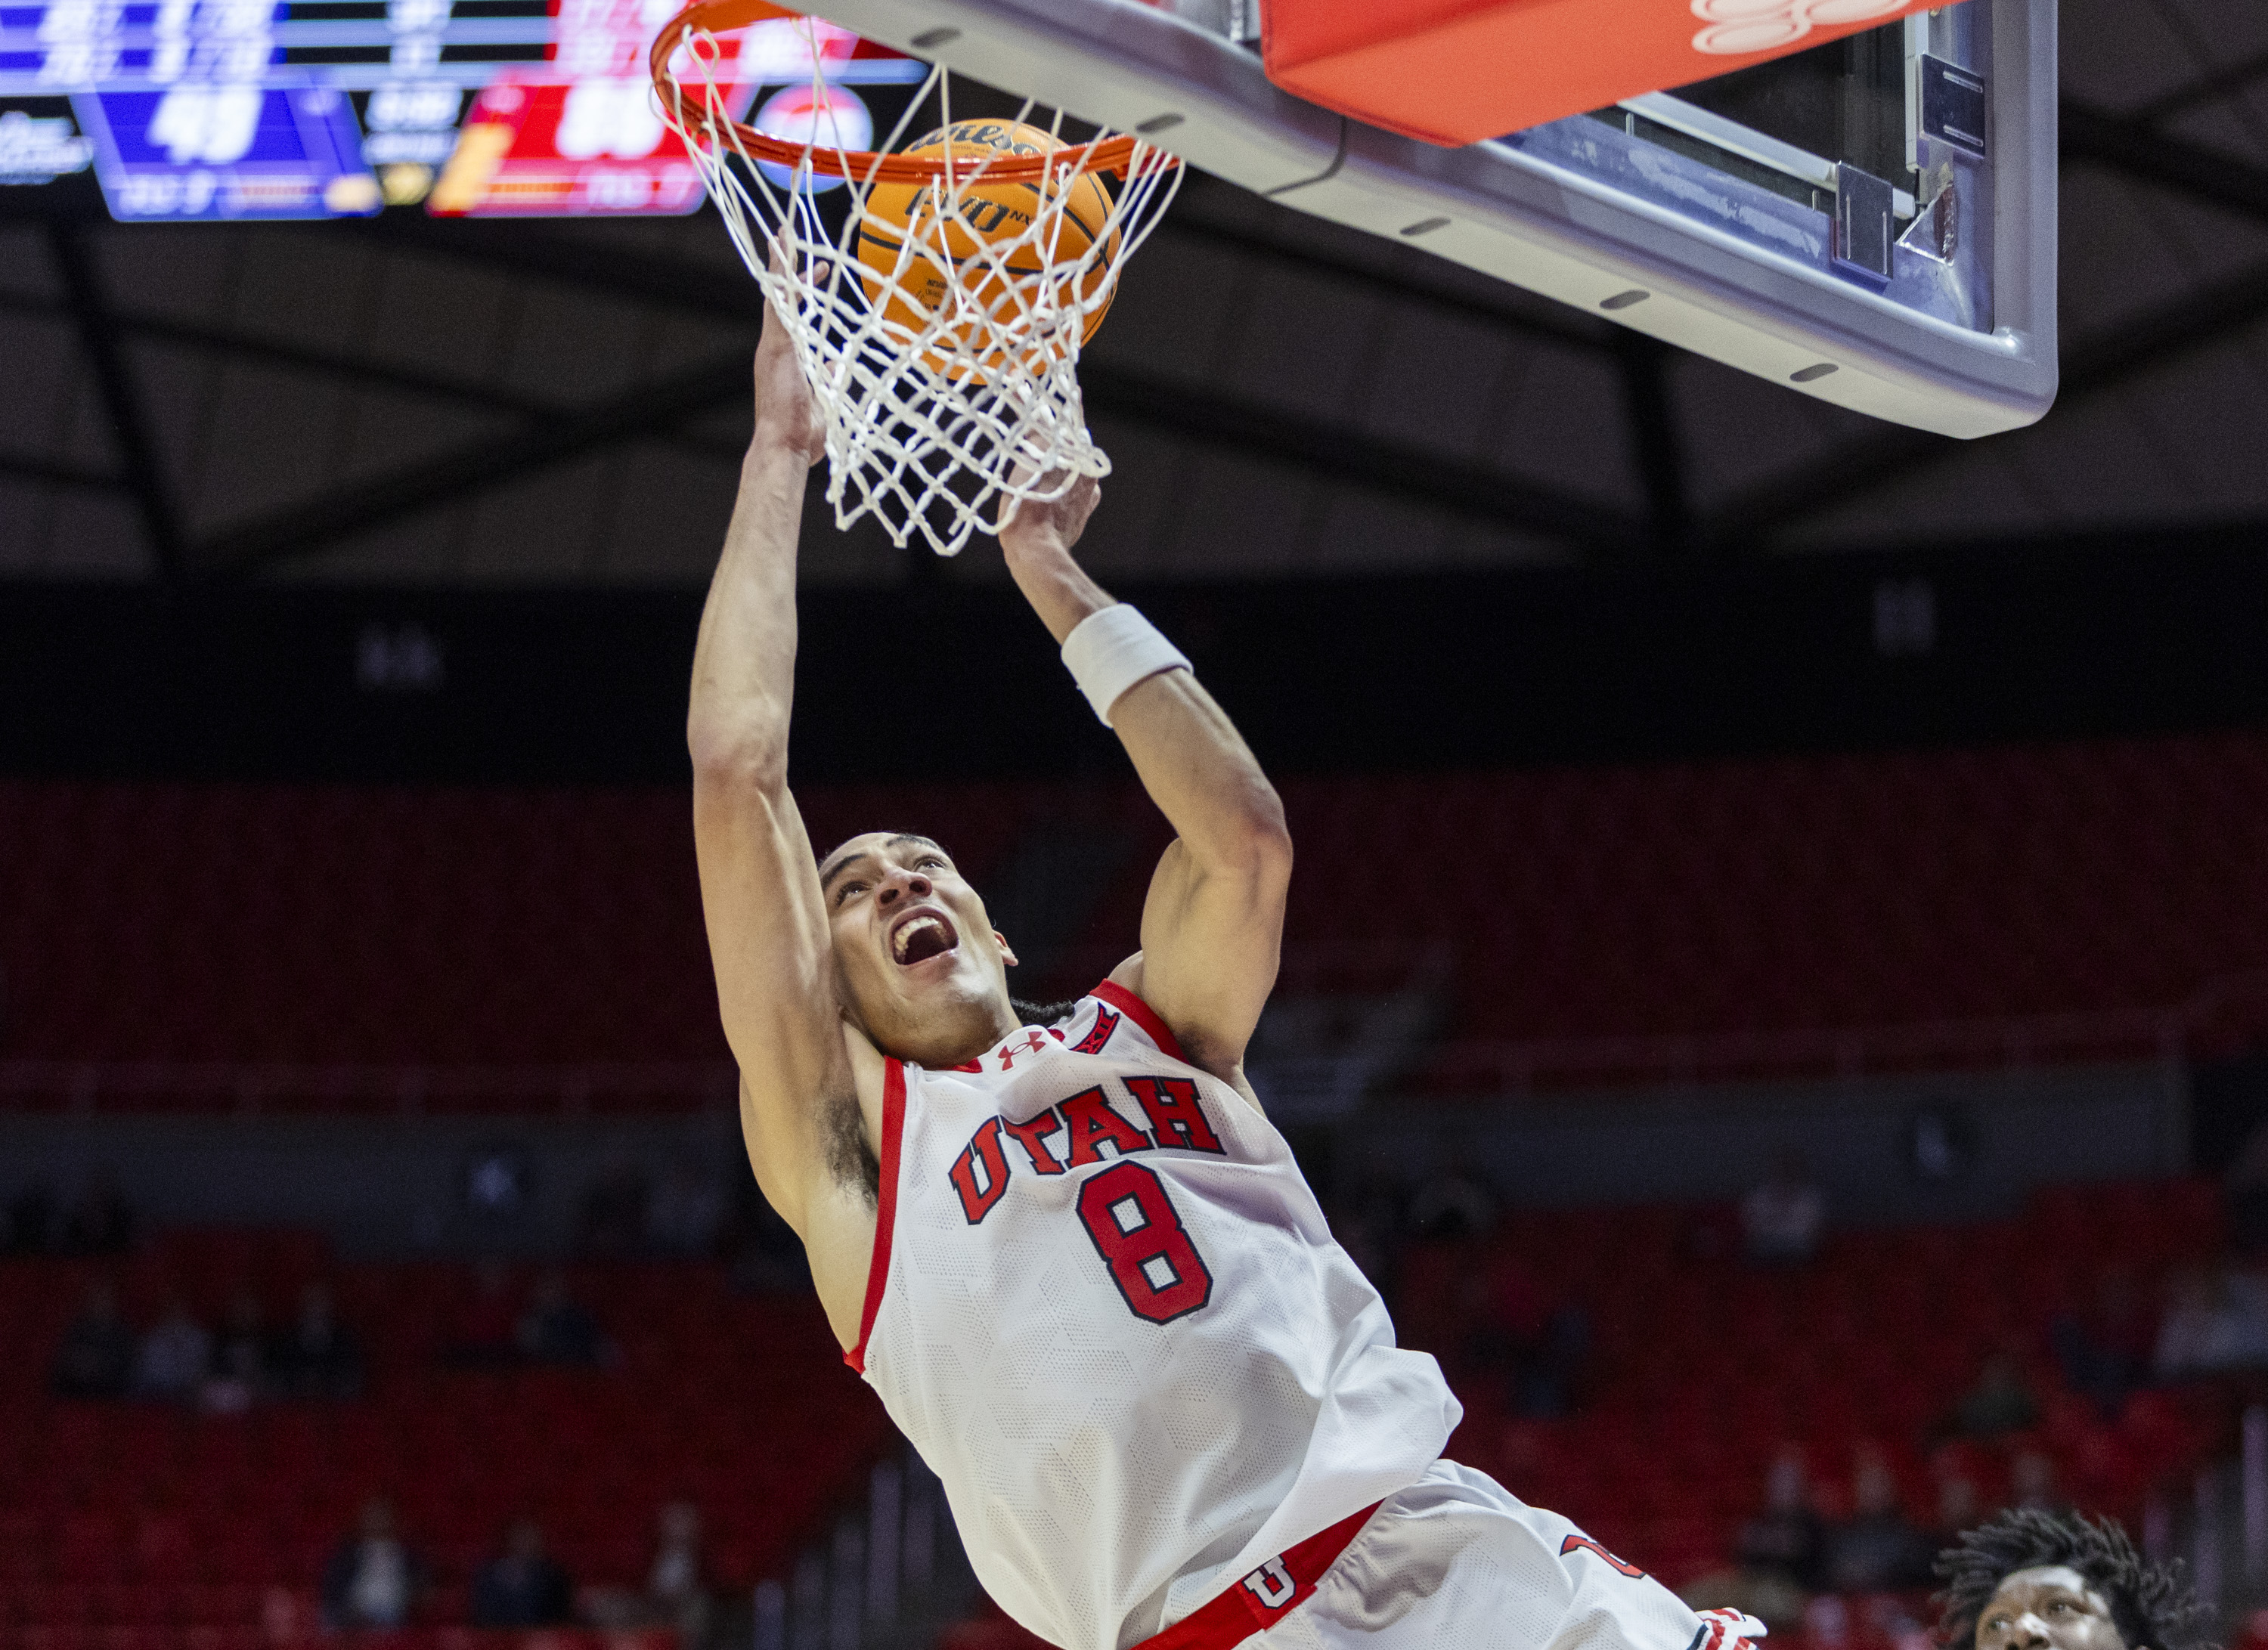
[1695,426,1947,550]
[71,88,2268,576]
[45,221,186,580]
[2134,46,2268,124]
[2062,261,2268,396]
[203,200,1645,568]
[1083,359,1644,555]
[1700,257,2268,546]
[201,335,1637,577]
[0,289,746,466]
[339,215,761,321]
[199,351,755,576]
[2060,100,2268,228]
[330,204,1635,555]
[0,453,121,491]
[1162,176,1615,354]
[1699,107,2268,548]
[1610,333,1690,555]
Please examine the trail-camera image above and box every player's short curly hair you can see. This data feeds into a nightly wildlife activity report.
[1934,1509,2211,1650]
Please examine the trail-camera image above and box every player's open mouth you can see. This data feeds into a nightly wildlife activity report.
[891,909,959,967]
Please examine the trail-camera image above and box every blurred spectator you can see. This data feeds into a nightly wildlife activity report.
[647,1158,727,1258]
[1464,1254,1591,1419]
[1461,1251,1588,1414]
[469,1516,575,1627]
[322,1497,430,1630]
[578,1163,650,1258]
[1526,1308,1593,1419]
[202,1286,270,1413]
[50,1277,135,1398]
[2226,1122,2268,1254]
[1934,1466,1984,1541]
[2155,1263,2268,1379]
[1947,1351,2041,1440]
[2155,1270,2217,1379]
[1826,1450,1932,1593]
[588,1502,711,1636]
[1681,1448,1823,1627]
[271,1283,365,1399]
[1464,1255,1542,1390]
[2052,1266,2156,1416]
[646,1501,712,1636]
[1803,1594,1851,1650]
[59,1171,135,1256]
[1741,1150,1826,1267]
[443,1258,523,1367]
[519,1269,609,1367]
[5,1175,55,1255]
[1741,1448,1830,1595]
[132,1294,211,1400]
[2006,1448,2065,1513]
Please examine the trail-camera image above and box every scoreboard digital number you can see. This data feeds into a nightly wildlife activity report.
[0,0,919,221]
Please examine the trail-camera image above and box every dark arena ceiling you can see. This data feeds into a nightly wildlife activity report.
[0,0,2266,590]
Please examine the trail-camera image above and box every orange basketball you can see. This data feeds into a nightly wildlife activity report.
[852,120,1120,381]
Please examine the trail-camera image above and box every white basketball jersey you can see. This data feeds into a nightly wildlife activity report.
[848,983,1461,1650]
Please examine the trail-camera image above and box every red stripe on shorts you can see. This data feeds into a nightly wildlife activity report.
[1132,1500,1383,1650]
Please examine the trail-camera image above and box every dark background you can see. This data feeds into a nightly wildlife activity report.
[3,519,2263,784]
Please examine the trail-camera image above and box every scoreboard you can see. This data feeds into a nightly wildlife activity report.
[0,0,920,220]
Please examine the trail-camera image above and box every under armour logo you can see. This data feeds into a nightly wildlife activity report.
[995,1029,1054,1069]
[1241,1557,1294,1610]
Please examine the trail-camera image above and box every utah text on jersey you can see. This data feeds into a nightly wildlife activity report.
[947,1017,1228,1323]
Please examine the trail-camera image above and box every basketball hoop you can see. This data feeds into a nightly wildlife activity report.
[650,0,1183,557]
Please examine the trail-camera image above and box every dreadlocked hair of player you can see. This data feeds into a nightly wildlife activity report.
[1935,1509,2214,1650]
[1012,997,1086,1029]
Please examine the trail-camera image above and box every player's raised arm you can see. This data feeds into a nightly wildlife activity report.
[999,476,1292,1093]
[686,280,877,1256]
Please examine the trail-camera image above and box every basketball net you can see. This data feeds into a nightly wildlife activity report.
[652,1,1183,557]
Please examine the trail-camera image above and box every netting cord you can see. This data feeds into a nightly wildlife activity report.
[649,0,1160,183]
[650,0,1184,556]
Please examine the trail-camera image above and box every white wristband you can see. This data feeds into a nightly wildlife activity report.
[1060,604,1191,728]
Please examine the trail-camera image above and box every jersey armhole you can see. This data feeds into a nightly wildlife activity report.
[1090,980,1188,1064]
[844,1057,907,1374]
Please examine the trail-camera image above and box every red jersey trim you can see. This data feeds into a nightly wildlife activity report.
[844,1057,907,1373]
[1131,1499,1383,1650]
[1092,980,1188,1064]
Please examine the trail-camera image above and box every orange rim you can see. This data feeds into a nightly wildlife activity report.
[649,0,1169,184]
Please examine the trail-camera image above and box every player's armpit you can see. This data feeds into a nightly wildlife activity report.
[733,1024,891,1354]
[794,1033,894,1351]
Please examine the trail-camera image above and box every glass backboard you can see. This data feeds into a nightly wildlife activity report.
[773,0,2056,438]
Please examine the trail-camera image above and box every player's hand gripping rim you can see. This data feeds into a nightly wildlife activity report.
[996,454,1100,557]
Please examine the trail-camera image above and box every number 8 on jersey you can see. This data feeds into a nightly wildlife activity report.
[1077,1160,1214,1323]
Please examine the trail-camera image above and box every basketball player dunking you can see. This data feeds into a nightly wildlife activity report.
[689,292,1761,1650]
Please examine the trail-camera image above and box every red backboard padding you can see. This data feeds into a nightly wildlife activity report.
[1261,0,1936,147]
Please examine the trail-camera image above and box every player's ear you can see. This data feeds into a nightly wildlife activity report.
[995,931,1018,967]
